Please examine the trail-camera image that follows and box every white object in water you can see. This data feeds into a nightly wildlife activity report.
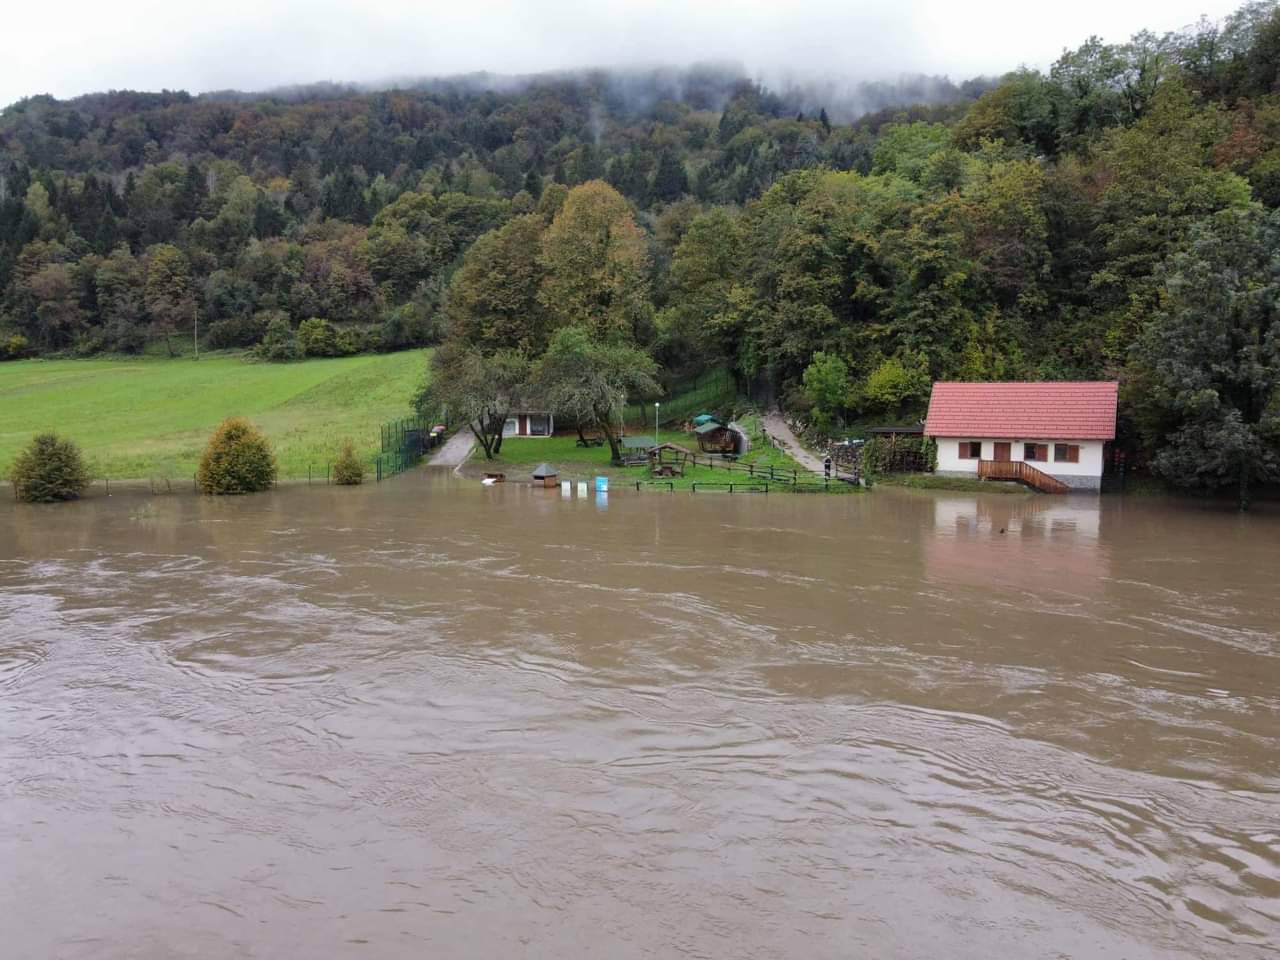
[481,477,497,486]
[561,480,572,497]
[577,481,588,497]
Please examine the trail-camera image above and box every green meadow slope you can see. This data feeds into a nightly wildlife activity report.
[0,351,427,480]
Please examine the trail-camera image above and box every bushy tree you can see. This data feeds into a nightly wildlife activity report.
[536,326,660,462]
[9,433,91,502]
[539,180,653,342]
[144,243,194,356]
[802,352,852,433]
[418,341,531,460]
[862,354,932,411]
[256,313,301,361]
[332,440,365,485]
[1134,207,1280,508]
[196,418,277,494]
[297,317,340,357]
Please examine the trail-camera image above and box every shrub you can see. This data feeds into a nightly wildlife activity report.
[256,314,301,361]
[3,333,32,360]
[803,351,852,434]
[298,317,340,357]
[862,355,931,411]
[332,440,365,485]
[335,327,363,356]
[206,314,267,350]
[10,433,91,502]
[196,418,277,494]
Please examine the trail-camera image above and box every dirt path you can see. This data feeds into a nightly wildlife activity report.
[761,412,825,475]
[428,429,475,468]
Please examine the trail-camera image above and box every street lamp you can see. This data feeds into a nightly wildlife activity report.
[654,401,660,447]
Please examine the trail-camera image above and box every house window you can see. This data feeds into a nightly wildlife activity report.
[528,414,550,437]
[1054,443,1080,463]
[960,441,982,459]
[1024,443,1049,462]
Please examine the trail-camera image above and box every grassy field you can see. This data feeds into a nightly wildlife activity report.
[0,351,427,479]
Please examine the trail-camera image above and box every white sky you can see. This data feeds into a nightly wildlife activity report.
[1,0,1249,109]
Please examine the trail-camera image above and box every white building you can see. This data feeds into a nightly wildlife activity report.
[502,412,554,438]
[924,381,1118,491]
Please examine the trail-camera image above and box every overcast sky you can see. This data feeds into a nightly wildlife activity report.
[2,0,1248,109]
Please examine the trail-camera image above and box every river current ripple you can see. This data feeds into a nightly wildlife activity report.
[2,479,1278,958]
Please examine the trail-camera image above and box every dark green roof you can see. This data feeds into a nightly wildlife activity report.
[694,421,726,434]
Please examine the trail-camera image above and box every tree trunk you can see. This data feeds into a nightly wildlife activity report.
[601,420,622,464]
[1239,459,1251,512]
[470,422,493,460]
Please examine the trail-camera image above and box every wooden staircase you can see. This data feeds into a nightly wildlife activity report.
[977,459,1071,494]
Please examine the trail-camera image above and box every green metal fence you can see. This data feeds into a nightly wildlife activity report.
[622,368,736,428]
[376,415,434,481]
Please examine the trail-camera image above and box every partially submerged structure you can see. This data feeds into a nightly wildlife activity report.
[924,381,1118,492]
[531,463,559,488]
[649,442,692,478]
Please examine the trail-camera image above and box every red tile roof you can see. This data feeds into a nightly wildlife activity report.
[924,381,1118,440]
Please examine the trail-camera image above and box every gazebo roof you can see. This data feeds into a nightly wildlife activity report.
[531,463,558,478]
[694,421,726,435]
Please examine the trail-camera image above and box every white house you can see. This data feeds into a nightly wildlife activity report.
[502,411,555,438]
[924,381,1118,491]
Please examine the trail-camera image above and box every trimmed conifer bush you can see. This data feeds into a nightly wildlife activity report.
[10,433,91,502]
[332,439,365,485]
[196,417,277,494]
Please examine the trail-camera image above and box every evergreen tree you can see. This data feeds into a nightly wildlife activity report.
[1135,208,1280,508]
[651,149,690,204]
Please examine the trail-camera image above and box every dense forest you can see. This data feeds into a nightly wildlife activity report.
[3,2,1280,499]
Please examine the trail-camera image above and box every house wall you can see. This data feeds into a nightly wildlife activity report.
[502,413,555,438]
[934,437,1105,489]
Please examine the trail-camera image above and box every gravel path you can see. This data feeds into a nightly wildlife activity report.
[429,429,476,468]
[761,412,826,475]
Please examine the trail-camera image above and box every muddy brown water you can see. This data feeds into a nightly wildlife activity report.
[2,474,1278,959]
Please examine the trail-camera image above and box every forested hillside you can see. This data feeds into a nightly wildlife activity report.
[3,2,1280,499]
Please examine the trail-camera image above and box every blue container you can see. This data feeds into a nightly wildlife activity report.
[594,476,609,493]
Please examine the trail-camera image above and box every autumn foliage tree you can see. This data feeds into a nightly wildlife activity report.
[196,418,277,494]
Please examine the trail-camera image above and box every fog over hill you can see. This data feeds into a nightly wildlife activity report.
[1,0,1243,110]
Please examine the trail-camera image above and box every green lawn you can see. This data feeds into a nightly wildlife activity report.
[0,351,428,479]
[479,414,846,492]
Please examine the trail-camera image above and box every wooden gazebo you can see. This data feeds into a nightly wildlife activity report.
[648,442,693,478]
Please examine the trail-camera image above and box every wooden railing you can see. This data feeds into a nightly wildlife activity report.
[978,459,1071,494]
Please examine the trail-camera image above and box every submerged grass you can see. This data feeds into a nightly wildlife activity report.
[874,473,1030,494]
[0,350,428,479]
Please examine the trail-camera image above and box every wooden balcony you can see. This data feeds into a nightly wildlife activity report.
[978,459,1071,494]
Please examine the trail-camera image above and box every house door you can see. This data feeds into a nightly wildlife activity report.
[994,442,1011,462]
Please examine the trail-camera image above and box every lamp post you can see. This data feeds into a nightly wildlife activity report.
[654,401,660,448]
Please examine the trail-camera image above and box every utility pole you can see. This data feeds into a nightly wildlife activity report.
[193,303,199,360]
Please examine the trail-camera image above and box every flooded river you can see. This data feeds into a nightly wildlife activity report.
[2,475,1278,958]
